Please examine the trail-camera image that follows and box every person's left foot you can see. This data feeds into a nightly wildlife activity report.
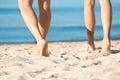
[38,40,49,57]
[87,44,96,53]
[101,39,111,56]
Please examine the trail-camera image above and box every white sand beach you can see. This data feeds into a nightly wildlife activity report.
[0,40,120,80]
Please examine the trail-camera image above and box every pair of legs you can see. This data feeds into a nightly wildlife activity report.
[18,0,51,57]
[84,0,112,55]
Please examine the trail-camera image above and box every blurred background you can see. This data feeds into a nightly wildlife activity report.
[0,0,120,43]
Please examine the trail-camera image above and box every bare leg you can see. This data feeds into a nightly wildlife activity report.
[100,0,112,55]
[84,0,96,52]
[18,0,49,57]
[38,0,51,56]
[38,0,51,39]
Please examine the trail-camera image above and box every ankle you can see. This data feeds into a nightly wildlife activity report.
[103,37,110,41]
[87,43,95,51]
[88,42,95,47]
[103,38,111,45]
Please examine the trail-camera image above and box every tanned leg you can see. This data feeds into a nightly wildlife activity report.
[38,0,51,56]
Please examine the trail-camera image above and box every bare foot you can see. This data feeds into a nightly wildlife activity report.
[87,44,95,53]
[38,40,49,57]
[101,39,111,56]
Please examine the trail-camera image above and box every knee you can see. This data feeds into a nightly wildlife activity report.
[39,1,51,13]
[42,4,51,13]
[84,0,95,8]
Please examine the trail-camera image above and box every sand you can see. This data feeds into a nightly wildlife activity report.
[0,40,120,80]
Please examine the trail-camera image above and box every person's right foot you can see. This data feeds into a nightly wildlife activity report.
[101,39,111,56]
